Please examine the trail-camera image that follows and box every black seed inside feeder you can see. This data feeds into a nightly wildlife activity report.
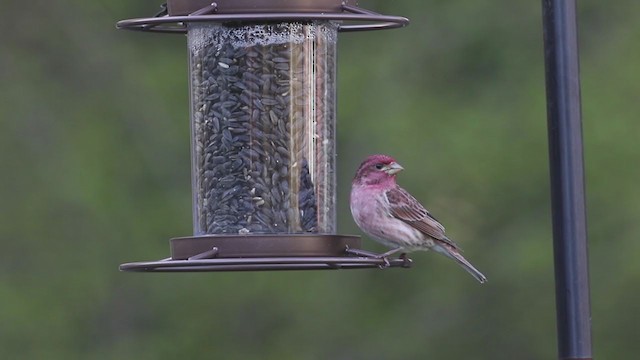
[117,0,411,272]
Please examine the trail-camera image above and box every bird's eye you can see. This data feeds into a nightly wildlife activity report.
[374,163,384,170]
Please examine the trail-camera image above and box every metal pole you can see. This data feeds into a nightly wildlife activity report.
[541,1,593,359]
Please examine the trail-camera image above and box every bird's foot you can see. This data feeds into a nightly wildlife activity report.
[398,253,413,268]
[377,257,391,269]
[375,248,403,269]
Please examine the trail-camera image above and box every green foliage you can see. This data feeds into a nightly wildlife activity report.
[1,0,638,358]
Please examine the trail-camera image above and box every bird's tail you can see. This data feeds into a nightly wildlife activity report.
[433,243,487,284]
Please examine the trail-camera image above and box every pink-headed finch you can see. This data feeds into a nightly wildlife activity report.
[350,154,487,283]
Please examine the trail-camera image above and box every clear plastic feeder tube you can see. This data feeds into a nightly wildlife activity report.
[188,21,337,235]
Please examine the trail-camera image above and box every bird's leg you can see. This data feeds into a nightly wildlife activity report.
[379,248,402,258]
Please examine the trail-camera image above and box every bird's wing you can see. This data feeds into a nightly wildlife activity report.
[386,186,461,250]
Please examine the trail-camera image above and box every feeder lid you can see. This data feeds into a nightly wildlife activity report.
[117,0,409,33]
[167,0,359,15]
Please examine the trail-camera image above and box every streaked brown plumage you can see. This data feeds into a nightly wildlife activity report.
[350,154,487,283]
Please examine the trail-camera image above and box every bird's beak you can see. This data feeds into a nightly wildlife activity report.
[383,162,404,175]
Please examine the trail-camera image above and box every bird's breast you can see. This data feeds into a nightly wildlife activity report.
[350,186,389,227]
[350,185,432,250]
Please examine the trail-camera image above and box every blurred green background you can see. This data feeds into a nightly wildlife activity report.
[1,0,638,359]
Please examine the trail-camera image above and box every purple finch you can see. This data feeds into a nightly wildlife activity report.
[350,154,487,283]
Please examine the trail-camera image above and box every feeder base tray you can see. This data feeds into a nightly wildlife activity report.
[120,234,412,272]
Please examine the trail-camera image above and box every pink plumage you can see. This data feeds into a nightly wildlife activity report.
[350,154,487,283]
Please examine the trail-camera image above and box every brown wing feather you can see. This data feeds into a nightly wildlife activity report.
[386,186,461,250]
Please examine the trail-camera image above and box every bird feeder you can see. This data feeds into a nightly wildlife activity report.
[117,0,410,272]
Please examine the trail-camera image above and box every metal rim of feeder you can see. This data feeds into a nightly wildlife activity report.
[117,0,412,272]
[120,256,412,272]
[116,0,410,33]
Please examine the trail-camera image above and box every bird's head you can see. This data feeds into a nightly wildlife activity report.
[353,154,404,186]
